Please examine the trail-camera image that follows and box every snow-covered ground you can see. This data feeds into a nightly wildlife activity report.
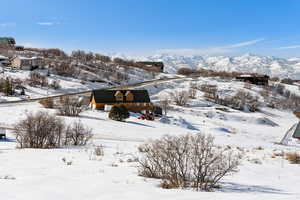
[0,69,111,102]
[1,77,300,200]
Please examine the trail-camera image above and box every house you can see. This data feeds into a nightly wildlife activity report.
[15,45,24,51]
[11,56,44,70]
[90,89,153,112]
[236,74,269,86]
[0,37,15,46]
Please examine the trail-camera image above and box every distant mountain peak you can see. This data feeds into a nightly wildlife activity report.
[145,54,300,78]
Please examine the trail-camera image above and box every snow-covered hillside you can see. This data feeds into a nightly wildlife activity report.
[146,54,300,79]
[1,77,300,200]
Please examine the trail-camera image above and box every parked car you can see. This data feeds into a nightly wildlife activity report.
[138,113,154,121]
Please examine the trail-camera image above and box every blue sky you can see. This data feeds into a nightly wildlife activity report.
[1,0,300,57]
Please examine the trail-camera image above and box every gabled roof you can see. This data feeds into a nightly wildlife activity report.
[91,89,151,103]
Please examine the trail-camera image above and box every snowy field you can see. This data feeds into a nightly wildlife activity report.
[1,77,300,200]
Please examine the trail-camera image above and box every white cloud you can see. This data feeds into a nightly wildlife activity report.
[36,22,55,26]
[157,38,265,55]
[277,45,300,50]
[0,22,16,27]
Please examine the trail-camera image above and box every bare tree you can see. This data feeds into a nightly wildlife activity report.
[58,96,85,116]
[170,90,189,106]
[189,82,198,99]
[159,95,171,115]
[27,72,48,87]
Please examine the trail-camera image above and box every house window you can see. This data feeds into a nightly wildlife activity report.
[125,91,134,101]
[114,91,124,101]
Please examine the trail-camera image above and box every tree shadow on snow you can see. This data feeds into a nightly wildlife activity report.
[126,121,154,128]
[0,138,16,143]
[79,115,105,121]
[219,182,291,195]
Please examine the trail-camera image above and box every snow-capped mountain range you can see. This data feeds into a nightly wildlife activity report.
[144,54,300,79]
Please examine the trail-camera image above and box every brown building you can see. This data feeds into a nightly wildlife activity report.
[236,75,269,86]
[90,89,153,112]
[11,56,44,70]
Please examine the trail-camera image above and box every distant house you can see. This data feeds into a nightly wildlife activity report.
[15,45,24,51]
[90,89,153,112]
[0,37,16,46]
[236,74,269,86]
[11,56,44,70]
[136,61,164,72]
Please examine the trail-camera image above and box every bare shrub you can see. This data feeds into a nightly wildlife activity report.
[244,82,252,89]
[94,145,104,156]
[27,72,48,87]
[273,83,285,96]
[14,112,65,148]
[54,62,77,77]
[170,91,189,106]
[39,98,54,108]
[189,82,198,99]
[50,80,61,90]
[200,84,218,100]
[138,134,241,191]
[231,90,259,112]
[177,68,196,76]
[281,78,294,85]
[286,152,300,164]
[158,95,171,115]
[58,96,85,116]
[65,120,93,146]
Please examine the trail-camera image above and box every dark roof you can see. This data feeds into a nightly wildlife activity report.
[293,122,300,139]
[91,89,151,103]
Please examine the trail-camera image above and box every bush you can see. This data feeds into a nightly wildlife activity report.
[65,120,93,146]
[170,91,189,106]
[281,78,294,85]
[109,105,130,121]
[58,96,85,116]
[14,112,93,148]
[177,68,196,76]
[39,98,55,108]
[14,112,65,148]
[138,134,242,191]
[286,152,300,164]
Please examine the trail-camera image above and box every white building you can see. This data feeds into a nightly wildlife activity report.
[11,56,44,70]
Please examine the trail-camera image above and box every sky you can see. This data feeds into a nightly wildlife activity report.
[1,0,300,57]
